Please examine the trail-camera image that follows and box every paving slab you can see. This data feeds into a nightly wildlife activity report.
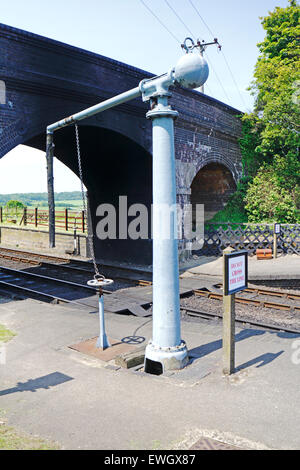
[182,254,300,280]
[0,296,300,450]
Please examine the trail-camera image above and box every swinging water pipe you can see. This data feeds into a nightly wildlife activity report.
[46,38,215,372]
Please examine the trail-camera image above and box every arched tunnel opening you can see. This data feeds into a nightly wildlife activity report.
[25,125,153,266]
[191,163,237,222]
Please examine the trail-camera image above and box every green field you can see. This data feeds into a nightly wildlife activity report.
[0,192,84,211]
[25,199,84,210]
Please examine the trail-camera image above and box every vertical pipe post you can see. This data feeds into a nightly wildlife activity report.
[96,289,111,350]
[144,96,188,373]
[223,247,235,375]
[46,133,55,248]
[0,206,3,223]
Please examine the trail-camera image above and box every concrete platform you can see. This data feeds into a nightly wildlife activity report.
[181,254,300,281]
[0,295,300,450]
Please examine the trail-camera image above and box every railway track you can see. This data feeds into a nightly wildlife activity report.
[0,265,100,307]
[181,306,300,335]
[1,263,299,335]
[0,246,299,311]
[0,247,151,285]
[0,247,300,334]
[192,288,300,313]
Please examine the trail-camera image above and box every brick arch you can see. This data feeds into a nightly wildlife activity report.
[23,124,153,264]
[189,153,240,189]
[190,159,238,221]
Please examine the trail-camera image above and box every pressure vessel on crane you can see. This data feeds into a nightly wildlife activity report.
[174,51,209,89]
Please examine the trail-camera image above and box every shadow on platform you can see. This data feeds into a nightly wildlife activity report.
[188,328,298,372]
[236,351,284,371]
[0,372,73,396]
[189,329,265,362]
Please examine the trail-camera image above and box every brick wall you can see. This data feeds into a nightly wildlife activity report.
[0,226,88,257]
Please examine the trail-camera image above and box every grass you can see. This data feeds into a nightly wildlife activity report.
[0,200,86,233]
[0,324,16,343]
[0,326,59,450]
[0,422,59,450]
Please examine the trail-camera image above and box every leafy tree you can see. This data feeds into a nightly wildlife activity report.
[5,200,24,210]
[245,165,299,223]
[5,200,25,217]
[238,0,300,222]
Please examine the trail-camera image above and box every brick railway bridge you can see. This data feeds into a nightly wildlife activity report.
[0,23,243,265]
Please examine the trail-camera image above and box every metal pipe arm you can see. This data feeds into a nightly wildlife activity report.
[47,86,141,134]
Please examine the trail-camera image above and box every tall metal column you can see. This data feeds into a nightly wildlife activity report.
[144,96,188,373]
[46,133,55,248]
[46,36,215,374]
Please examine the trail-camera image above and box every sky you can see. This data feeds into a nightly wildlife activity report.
[0,0,289,194]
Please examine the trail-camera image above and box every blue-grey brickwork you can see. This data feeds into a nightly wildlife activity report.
[0,23,243,265]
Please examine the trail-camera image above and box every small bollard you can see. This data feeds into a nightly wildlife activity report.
[87,278,114,350]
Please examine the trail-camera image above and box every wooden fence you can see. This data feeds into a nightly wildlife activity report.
[0,206,86,233]
[197,222,300,256]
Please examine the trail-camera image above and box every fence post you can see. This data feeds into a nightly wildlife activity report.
[23,207,27,226]
[0,207,2,224]
[65,208,68,231]
[81,210,85,233]
[34,208,38,227]
[273,223,280,259]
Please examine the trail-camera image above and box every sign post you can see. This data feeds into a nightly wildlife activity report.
[274,224,281,259]
[223,248,248,375]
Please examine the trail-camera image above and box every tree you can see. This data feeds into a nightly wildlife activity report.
[5,200,25,216]
[239,0,300,222]
[245,165,299,223]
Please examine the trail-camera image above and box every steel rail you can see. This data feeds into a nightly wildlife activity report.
[182,306,300,336]
[193,288,300,313]
[214,282,300,301]
[0,249,299,313]
[0,265,97,291]
[0,281,94,308]
[0,257,149,286]
[0,264,299,335]
[0,247,152,278]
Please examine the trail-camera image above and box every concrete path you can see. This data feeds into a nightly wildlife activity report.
[0,296,300,450]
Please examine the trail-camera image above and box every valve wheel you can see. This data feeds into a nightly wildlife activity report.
[87,278,114,287]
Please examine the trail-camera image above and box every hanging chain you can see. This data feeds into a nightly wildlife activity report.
[75,124,104,280]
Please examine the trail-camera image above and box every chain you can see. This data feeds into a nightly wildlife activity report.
[75,124,104,280]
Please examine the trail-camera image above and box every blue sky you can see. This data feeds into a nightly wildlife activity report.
[0,0,289,193]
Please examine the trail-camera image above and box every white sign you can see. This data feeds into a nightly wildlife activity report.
[228,255,246,292]
[224,250,248,295]
[274,224,281,235]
